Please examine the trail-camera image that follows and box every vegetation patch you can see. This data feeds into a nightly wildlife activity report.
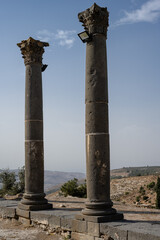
[0,167,25,197]
[60,178,87,198]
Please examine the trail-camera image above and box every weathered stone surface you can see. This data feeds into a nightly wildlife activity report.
[16,207,30,219]
[61,217,72,230]
[85,103,109,134]
[128,231,160,240]
[76,214,123,223]
[18,202,52,211]
[85,36,108,103]
[25,141,44,193]
[100,223,127,240]
[25,64,43,120]
[71,232,94,240]
[48,215,61,228]
[18,216,31,226]
[0,207,16,219]
[88,222,100,237]
[72,219,87,233]
[25,121,43,140]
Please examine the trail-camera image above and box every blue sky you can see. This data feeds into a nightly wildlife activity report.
[0,0,160,172]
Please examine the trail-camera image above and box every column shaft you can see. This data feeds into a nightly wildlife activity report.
[83,34,113,215]
[25,63,44,194]
[78,4,123,219]
[17,37,52,211]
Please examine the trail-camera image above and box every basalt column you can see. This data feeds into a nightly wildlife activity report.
[17,37,52,211]
[78,4,123,219]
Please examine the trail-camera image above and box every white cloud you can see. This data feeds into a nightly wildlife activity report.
[37,29,54,42]
[55,30,76,49]
[116,0,160,26]
[36,29,76,49]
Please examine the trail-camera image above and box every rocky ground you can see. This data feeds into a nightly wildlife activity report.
[0,218,64,240]
[110,175,158,207]
[47,175,159,208]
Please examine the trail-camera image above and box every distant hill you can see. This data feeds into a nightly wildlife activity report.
[111,166,160,179]
[44,171,85,191]
[1,166,160,193]
[0,169,85,192]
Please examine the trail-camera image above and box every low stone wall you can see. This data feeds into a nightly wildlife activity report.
[0,200,160,240]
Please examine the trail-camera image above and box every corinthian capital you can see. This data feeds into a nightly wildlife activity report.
[78,3,109,37]
[17,37,49,65]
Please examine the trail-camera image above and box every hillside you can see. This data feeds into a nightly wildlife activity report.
[111,175,158,207]
[111,166,160,179]
[47,175,159,208]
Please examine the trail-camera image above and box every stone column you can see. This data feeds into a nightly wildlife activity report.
[78,4,123,220]
[17,37,52,211]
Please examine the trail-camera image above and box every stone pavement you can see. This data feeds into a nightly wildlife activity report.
[0,199,160,239]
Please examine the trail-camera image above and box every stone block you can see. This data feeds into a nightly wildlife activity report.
[30,211,50,225]
[100,223,127,240]
[128,231,160,240]
[0,207,16,219]
[16,207,30,219]
[71,232,94,240]
[18,216,31,226]
[61,217,72,230]
[48,215,61,228]
[88,222,100,237]
[72,219,87,233]
[76,213,123,223]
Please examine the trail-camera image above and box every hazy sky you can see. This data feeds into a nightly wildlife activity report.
[0,0,160,173]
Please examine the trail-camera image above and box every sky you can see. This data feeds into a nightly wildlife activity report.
[0,0,160,173]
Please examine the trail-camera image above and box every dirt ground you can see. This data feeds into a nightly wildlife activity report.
[0,218,64,240]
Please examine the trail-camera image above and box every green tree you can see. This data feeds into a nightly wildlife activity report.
[77,180,87,198]
[0,169,16,195]
[61,178,78,197]
[156,177,160,209]
[61,178,87,198]
[0,167,25,196]
[147,181,155,190]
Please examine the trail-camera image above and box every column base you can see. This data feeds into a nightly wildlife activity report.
[18,202,52,211]
[76,201,123,222]
[76,212,123,223]
[18,193,52,211]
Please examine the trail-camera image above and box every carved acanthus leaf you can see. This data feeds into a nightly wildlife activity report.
[78,3,109,37]
[17,37,49,65]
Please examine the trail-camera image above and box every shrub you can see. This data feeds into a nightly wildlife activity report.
[147,181,155,190]
[136,195,141,202]
[139,186,145,195]
[77,181,87,198]
[125,192,129,195]
[61,178,86,198]
[156,177,160,209]
[143,195,148,201]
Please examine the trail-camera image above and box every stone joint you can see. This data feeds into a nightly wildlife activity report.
[78,3,109,37]
[17,37,49,65]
